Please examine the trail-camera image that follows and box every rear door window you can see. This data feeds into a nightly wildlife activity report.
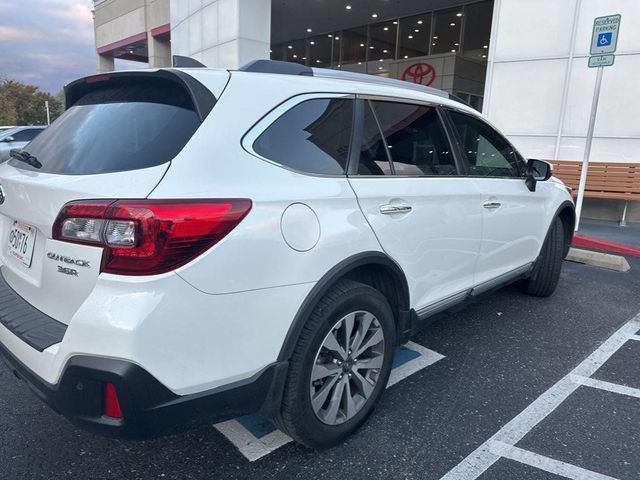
[357,100,457,176]
[252,98,353,175]
[10,82,201,174]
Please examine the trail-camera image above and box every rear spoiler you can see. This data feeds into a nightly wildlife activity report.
[64,70,217,122]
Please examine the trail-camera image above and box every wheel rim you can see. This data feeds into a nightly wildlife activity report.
[309,310,385,426]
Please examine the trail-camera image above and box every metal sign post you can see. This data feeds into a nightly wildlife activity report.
[44,101,51,126]
[574,14,621,231]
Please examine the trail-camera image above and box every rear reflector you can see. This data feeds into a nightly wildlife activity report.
[53,199,252,275]
[103,382,123,419]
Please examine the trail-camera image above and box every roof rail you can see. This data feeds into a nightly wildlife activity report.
[241,59,313,76]
[173,55,206,68]
[238,59,449,99]
[311,68,449,99]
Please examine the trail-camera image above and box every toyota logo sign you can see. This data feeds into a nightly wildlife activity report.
[402,62,436,86]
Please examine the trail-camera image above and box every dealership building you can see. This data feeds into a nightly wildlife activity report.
[93,0,639,223]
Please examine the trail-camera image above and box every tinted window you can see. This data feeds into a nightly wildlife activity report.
[12,129,42,142]
[10,83,200,174]
[448,110,524,178]
[370,101,456,176]
[357,101,393,175]
[253,98,353,175]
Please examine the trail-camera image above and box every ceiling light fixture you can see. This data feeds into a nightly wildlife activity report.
[307,28,312,33]
[456,12,462,17]
[417,20,423,24]
[345,5,351,9]
[408,35,413,39]
[450,23,456,26]
[371,13,378,18]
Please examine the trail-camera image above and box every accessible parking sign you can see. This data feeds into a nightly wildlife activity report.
[590,14,621,55]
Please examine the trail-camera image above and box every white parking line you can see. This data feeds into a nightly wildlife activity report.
[441,312,640,480]
[213,420,292,462]
[630,335,640,342]
[575,375,640,400]
[490,441,618,480]
[388,341,445,387]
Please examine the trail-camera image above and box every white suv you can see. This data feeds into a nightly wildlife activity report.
[0,59,574,448]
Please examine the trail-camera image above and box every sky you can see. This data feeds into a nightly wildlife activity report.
[0,0,98,94]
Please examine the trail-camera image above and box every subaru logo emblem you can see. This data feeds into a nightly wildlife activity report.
[0,186,5,205]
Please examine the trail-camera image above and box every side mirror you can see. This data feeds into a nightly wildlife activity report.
[2,136,14,143]
[525,159,553,192]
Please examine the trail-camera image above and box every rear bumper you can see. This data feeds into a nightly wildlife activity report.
[0,340,287,439]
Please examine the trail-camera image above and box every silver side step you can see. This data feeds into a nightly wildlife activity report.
[415,263,535,321]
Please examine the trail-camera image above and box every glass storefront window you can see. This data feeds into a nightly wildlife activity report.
[369,20,397,73]
[398,13,431,60]
[339,26,368,71]
[270,0,493,81]
[462,1,493,62]
[432,7,462,55]
[307,34,335,67]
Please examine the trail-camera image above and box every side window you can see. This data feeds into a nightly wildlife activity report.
[253,98,353,175]
[368,101,457,176]
[448,110,524,178]
[12,129,42,142]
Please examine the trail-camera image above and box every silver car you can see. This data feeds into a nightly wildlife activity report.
[0,126,46,161]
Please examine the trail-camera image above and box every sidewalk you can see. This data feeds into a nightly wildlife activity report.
[574,218,640,257]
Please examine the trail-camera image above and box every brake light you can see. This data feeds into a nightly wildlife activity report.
[52,199,252,275]
[103,382,123,419]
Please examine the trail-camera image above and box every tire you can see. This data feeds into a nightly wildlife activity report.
[523,217,565,297]
[275,279,396,448]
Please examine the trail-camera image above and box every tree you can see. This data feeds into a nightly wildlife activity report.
[0,78,64,126]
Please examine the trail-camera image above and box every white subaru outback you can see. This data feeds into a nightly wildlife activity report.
[0,59,574,448]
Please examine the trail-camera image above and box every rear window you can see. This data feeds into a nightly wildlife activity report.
[9,82,200,174]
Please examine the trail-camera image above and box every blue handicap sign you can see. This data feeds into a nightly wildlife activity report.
[598,32,612,47]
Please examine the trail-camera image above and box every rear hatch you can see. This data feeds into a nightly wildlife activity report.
[0,70,224,326]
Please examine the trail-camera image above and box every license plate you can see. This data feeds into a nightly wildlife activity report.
[8,221,36,268]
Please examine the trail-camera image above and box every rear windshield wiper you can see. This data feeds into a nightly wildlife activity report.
[9,149,42,169]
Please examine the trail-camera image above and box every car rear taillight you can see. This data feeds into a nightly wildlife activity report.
[52,199,252,275]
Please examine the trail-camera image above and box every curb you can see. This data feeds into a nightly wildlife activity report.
[573,234,640,258]
[566,248,631,272]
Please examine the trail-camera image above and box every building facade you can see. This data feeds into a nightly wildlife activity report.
[93,0,171,72]
[92,0,640,222]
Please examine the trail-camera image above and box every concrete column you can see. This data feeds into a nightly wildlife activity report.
[97,53,115,73]
[171,0,271,69]
[149,37,171,68]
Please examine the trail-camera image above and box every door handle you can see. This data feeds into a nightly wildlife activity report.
[380,204,412,214]
[483,201,502,209]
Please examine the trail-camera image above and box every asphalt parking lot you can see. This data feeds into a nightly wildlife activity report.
[2,255,640,480]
